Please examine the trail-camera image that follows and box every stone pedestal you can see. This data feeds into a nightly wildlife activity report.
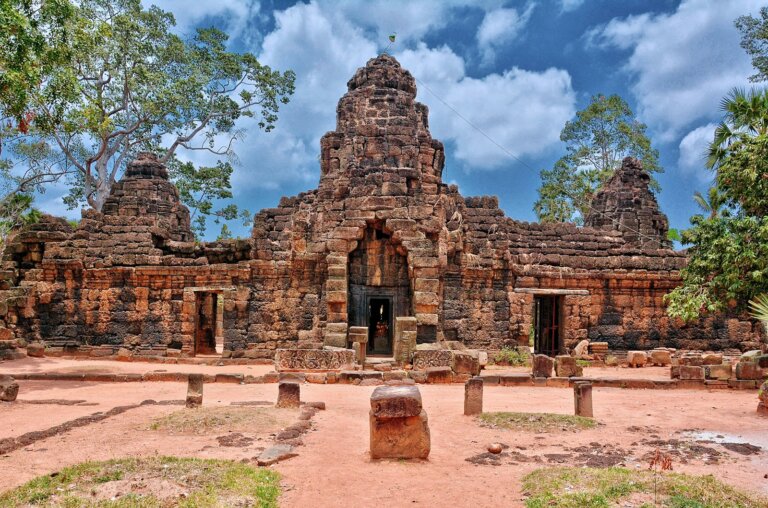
[464,376,483,416]
[573,381,593,418]
[0,376,19,402]
[532,355,554,378]
[277,380,301,408]
[369,385,430,459]
[186,373,203,408]
[349,326,369,364]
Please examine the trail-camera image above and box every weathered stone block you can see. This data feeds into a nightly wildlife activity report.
[679,365,704,380]
[705,364,732,380]
[370,385,422,418]
[277,381,301,408]
[627,351,647,368]
[532,355,554,378]
[464,376,483,416]
[426,366,453,384]
[555,355,583,377]
[736,361,763,380]
[275,349,355,371]
[649,349,671,366]
[452,351,480,376]
[701,353,723,365]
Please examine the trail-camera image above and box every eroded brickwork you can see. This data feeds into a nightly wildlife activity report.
[0,55,763,360]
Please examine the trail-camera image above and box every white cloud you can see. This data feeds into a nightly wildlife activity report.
[144,0,262,43]
[678,123,717,182]
[590,0,764,140]
[397,44,576,168]
[477,4,536,66]
[560,0,584,12]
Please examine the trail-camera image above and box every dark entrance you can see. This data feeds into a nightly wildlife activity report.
[194,292,218,355]
[368,297,392,355]
[533,295,562,357]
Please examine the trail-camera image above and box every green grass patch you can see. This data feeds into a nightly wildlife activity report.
[0,456,280,507]
[149,406,291,434]
[492,346,531,367]
[479,412,596,432]
[522,467,766,508]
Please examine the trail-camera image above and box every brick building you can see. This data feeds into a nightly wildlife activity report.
[0,55,762,364]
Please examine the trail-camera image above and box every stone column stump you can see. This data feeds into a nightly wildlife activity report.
[464,376,483,416]
[186,373,203,408]
[574,381,593,418]
[758,380,768,417]
[369,385,430,459]
[532,355,554,378]
[277,380,301,408]
[349,326,369,364]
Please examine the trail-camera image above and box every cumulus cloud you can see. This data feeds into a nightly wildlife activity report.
[678,123,717,182]
[397,44,576,168]
[589,0,764,140]
[145,0,262,44]
[476,4,536,66]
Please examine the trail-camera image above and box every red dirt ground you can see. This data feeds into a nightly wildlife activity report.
[1,359,767,507]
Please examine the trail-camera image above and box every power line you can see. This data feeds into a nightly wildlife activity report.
[413,76,667,247]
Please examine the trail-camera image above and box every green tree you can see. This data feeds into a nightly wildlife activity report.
[1,0,294,223]
[0,193,41,246]
[169,160,251,237]
[736,7,768,83]
[692,186,727,219]
[534,94,661,224]
[666,89,768,321]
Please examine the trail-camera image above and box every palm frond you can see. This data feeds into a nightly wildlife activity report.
[749,294,768,324]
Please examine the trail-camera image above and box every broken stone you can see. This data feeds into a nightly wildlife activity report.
[679,365,704,380]
[0,376,19,402]
[26,342,45,358]
[555,355,583,377]
[532,355,554,378]
[626,351,647,368]
[276,381,301,408]
[573,340,590,357]
[649,349,671,366]
[256,444,298,466]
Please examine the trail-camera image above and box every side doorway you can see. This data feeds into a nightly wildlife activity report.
[533,295,562,357]
[194,292,223,356]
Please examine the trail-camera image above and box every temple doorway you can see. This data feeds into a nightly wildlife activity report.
[194,292,221,356]
[533,295,562,357]
[348,225,411,357]
[368,297,392,355]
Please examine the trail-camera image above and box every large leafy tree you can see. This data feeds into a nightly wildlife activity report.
[1,0,294,230]
[534,94,662,224]
[736,7,768,83]
[666,88,768,321]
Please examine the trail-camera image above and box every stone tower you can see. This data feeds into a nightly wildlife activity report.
[584,157,671,250]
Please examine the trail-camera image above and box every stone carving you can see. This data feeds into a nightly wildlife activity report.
[412,350,454,371]
[275,349,355,371]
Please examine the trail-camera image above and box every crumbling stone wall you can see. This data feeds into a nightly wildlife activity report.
[2,55,763,359]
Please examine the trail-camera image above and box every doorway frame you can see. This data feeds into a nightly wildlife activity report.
[182,286,234,357]
[367,294,394,355]
[533,295,563,357]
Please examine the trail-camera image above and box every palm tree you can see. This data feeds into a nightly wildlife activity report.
[692,186,727,219]
[708,87,768,170]
[749,294,768,336]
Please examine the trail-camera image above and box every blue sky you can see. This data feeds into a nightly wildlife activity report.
[37,0,767,240]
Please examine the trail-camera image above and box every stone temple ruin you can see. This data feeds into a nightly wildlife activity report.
[0,54,764,369]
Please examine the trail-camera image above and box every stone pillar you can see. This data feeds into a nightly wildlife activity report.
[349,326,369,364]
[573,381,593,418]
[186,373,203,408]
[532,354,554,378]
[277,380,301,408]
[463,376,483,416]
[370,385,430,459]
[393,317,417,365]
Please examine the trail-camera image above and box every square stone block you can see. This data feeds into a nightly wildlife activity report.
[370,385,423,418]
[369,410,430,459]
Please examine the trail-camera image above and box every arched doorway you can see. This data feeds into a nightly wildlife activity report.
[348,226,411,355]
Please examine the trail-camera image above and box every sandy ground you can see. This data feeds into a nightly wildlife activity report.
[1,376,766,508]
[2,356,674,381]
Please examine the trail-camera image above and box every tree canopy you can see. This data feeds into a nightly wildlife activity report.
[534,94,661,224]
[1,0,294,237]
[665,88,768,321]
